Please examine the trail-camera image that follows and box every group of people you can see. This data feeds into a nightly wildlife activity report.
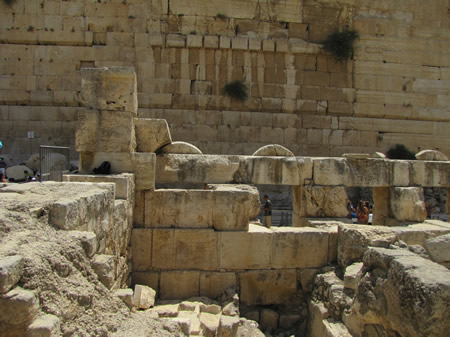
[347,199,372,224]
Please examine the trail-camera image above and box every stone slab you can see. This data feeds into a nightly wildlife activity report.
[135,118,172,153]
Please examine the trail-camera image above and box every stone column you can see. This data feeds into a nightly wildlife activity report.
[372,187,390,226]
[292,185,307,227]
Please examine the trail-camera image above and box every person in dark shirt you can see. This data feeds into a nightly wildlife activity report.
[263,195,272,228]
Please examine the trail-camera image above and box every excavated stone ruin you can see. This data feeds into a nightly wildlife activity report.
[1,67,449,337]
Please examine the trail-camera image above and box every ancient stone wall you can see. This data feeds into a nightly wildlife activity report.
[0,0,449,163]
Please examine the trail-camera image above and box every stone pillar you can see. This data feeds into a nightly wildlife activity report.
[77,67,138,172]
[292,185,307,227]
[372,187,390,226]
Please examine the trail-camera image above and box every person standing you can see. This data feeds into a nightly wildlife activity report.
[0,157,7,182]
[263,195,272,228]
[356,200,369,224]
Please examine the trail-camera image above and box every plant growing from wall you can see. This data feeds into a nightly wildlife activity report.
[386,144,416,160]
[223,80,248,101]
[322,28,359,61]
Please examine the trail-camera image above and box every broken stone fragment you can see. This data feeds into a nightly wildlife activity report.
[133,284,156,309]
[199,312,220,337]
[424,234,450,263]
[217,315,239,337]
[91,254,116,289]
[113,288,134,309]
[0,287,39,325]
[415,149,448,161]
[158,141,202,154]
[135,118,172,153]
[27,314,61,337]
[344,262,364,290]
[0,255,24,294]
[68,231,98,258]
[222,301,239,316]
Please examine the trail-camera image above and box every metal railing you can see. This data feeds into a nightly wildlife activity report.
[39,145,70,182]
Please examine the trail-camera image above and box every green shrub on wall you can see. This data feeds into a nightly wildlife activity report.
[323,28,359,61]
[386,144,416,160]
[223,81,248,102]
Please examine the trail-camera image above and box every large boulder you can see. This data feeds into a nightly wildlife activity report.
[351,248,450,337]
[390,187,426,222]
[424,234,450,263]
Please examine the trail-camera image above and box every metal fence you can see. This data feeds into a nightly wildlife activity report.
[39,145,70,182]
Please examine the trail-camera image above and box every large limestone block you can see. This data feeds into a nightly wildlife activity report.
[133,284,156,309]
[337,224,397,266]
[343,262,364,290]
[0,255,24,294]
[79,152,155,190]
[0,287,39,325]
[199,312,221,337]
[240,269,297,305]
[303,186,348,217]
[391,223,450,246]
[97,110,136,153]
[160,271,200,300]
[75,109,99,152]
[131,229,152,272]
[271,227,329,268]
[135,118,172,153]
[81,67,138,114]
[63,173,135,200]
[145,186,259,231]
[313,158,392,187]
[48,183,114,233]
[217,315,239,337]
[252,144,295,157]
[354,248,450,337]
[156,154,241,184]
[152,229,218,270]
[410,161,450,187]
[416,149,448,161]
[200,272,237,299]
[390,187,426,222]
[424,234,450,263]
[28,314,61,337]
[158,141,203,154]
[219,224,273,269]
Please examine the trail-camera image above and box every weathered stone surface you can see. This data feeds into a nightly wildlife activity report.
[91,254,116,289]
[158,141,203,154]
[135,118,172,153]
[271,227,329,268]
[342,153,369,159]
[240,269,297,305]
[0,255,23,294]
[79,152,155,190]
[260,308,278,331]
[81,67,138,114]
[113,288,134,309]
[27,314,61,337]
[131,229,152,272]
[337,224,397,266]
[353,248,450,337]
[199,272,237,299]
[390,187,426,222]
[416,149,448,161]
[298,268,320,293]
[133,284,156,309]
[160,271,200,300]
[96,110,136,153]
[152,303,179,317]
[75,109,99,152]
[145,186,259,231]
[68,231,98,258]
[0,287,39,325]
[303,186,348,217]
[252,144,295,157]
[424,234,450,263]
[219,224,272,269]
[279,314,301,329]
[152,229,217,270]
[410,161,450,187]
[199,312,220,337]
[6,165,34,181]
